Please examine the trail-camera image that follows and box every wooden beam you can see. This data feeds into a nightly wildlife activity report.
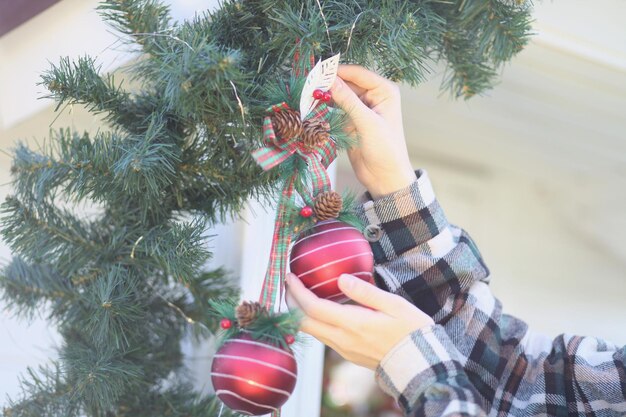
[0,0,62,37]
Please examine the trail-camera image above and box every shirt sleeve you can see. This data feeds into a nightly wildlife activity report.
[356,169,626,416]
[376,324,488,416]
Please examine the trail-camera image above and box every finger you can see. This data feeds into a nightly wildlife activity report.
[299,315,344,347]
[337,274,407,314]
[343,79,367,97]
[330,77,372,121]
[285,286,302,311]
[300,314,382,370]
[286,283,342,344]
[286,273,351,326]
[345,147,362,171]
[337,64,390,91]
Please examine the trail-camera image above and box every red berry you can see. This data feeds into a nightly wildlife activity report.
[284,334,296,345]
[313,89,324,100]
[322,91,332,102]
[299,206,313,218]
[220,318,232,329]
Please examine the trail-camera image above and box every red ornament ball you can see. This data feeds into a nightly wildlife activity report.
[220,318,232,329]
[284,334,296,345]
[322,91,332,102]
[299,206,313,218]
[289,220,374,303]
[312,89,324,100]
[211,333,298,415]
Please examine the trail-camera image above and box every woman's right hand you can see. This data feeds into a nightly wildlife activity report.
[285,272,434,370]
[330,65,416,199]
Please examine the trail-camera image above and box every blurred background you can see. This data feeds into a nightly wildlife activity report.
[1,1,625,415]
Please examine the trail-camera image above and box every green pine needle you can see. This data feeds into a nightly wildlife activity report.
[208,299,301,349]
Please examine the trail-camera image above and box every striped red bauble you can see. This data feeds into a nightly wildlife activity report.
[289,219,374,303]
[210,333,297,415]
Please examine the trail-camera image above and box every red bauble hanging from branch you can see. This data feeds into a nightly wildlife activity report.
[211,333,298,415]
[209,300,300,416]
[289,219,374,302]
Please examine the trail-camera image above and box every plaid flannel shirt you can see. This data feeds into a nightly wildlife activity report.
[355,169,626,417]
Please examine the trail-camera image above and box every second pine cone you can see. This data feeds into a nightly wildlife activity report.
[314,191,343,221]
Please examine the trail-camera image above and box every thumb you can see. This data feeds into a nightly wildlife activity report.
[338,274,398,313]
[330,77,371,122]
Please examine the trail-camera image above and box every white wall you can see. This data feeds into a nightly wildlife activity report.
[407,37,626,345]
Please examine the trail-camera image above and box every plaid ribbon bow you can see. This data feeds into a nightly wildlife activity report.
[253,103,338,311]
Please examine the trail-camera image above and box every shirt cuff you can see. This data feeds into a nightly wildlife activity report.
[375,324,465,408]
[355,169,450,265]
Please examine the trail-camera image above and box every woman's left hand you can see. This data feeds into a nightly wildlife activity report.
[285,273,434,370]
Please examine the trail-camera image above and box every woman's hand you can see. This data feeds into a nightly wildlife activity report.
[330,65,416,199]
[285,272,434,370]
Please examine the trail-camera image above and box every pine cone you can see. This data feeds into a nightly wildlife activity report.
[271,108,303,141]
[301,118,330,149]
[314,191,343,221]
[235,301,266,328]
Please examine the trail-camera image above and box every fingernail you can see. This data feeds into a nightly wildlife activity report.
[339,274,356,288]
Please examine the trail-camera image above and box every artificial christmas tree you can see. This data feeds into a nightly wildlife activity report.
[0,0,532,416]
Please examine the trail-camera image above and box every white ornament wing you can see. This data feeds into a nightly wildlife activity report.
[299,53,341,120]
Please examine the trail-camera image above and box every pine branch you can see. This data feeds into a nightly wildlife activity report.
[0,196,102,262]
[10,127,181,221]
[41,56,130,118]
[10,132,108,206]
[484,0,534,63]
[40,58,163,134]
[97,0,172,52]
[163,112,278,221]
[179,268,239,335]
[10,124,272,224]
[134,216,212,282]
[0,258,75,320]
[76,266,147,350]
[208,0,282,78]
[10,142,73,205]
[116,383,236,417]
[109,115,181,204]
[2,364,79,417]
[60,339,144,413]
[435,0,533,98]
[132,22,253,124]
